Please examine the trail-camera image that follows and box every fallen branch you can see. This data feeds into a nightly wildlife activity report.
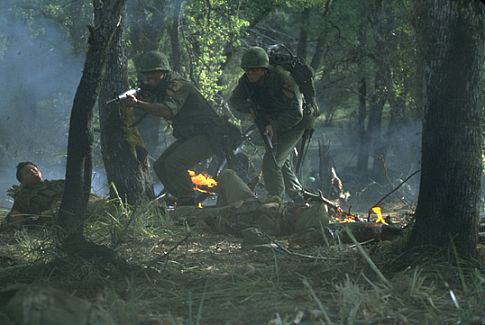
[149,233,192,265]
[367,169,421,221]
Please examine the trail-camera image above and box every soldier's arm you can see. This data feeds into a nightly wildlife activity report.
[228,77,253,114]
[126,95,174,119]
[269,72,303,131]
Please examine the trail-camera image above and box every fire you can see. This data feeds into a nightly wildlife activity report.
[335,207,357,223]
[197,202,203,209]
[187,170,218,193]
[371,206,388,225]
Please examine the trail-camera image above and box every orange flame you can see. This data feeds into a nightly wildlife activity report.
[197,202,203,209]
[187,170,218,193]
[371,206,388,225]
[335,207,356,223]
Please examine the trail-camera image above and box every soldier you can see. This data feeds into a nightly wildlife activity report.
[126,51,229,206]
[170,169,329,240]
[229,46,305,203]
[5,162,104,225]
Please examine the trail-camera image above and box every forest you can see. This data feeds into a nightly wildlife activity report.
[0,0,484,324]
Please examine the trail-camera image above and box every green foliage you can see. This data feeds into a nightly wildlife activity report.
[182,0,249,102]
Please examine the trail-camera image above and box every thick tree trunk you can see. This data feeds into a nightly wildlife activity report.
[58,0,126,235]
[99,17,154,205]
[408,1,484,256]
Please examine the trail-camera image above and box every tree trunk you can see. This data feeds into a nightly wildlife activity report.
[296,8,310,59]
[355,0,370,175]
[356,78,369,174]
[408,0,484,257]
[368,0,388,183]
[170,0,183,74]
[99,17,154,205]
[58,0,126,235]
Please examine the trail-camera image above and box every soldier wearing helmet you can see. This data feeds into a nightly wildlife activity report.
[229,46,305,203]
[126,51,224,206]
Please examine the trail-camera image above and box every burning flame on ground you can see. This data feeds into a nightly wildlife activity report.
[187,170,218,194]
[372,206,388,225]
[197,202,203,209]
[335,207,357,223]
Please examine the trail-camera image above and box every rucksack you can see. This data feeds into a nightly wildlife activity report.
[266,44,320,129]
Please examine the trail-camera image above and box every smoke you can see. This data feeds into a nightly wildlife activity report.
[0,7,85,208]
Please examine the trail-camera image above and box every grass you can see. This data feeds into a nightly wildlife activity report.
[1,204,485,324]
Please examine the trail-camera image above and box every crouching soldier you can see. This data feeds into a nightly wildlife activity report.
[126,51,236,206]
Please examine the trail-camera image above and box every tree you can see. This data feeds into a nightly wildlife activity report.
[57,0,126,249]
[407,0,484,257]
[99,15,154,205]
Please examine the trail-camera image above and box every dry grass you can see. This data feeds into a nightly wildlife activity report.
[1,204,485,324]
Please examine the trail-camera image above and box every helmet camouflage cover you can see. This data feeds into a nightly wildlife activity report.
[138,51,171,73]
[240,46,269,69]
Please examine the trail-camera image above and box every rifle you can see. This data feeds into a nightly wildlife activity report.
[241,82,278,167]
[106,87,141,105]
[295,127,313,176]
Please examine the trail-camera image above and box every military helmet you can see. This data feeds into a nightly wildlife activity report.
[138,51,171,73]
[240,47,269,69]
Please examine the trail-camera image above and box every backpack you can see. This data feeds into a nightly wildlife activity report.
[267,44,320,129]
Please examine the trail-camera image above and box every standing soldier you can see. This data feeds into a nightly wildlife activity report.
[229,46,305,203]
[126,51,224,206]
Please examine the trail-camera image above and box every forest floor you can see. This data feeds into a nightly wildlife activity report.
[0,201,485,325]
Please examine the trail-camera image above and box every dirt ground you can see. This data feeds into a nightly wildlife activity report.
[0,201,484,325]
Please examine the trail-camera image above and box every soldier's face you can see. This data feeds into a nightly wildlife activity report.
[142,70,167,89]
[244,68,266,83]
[19,164,43,186]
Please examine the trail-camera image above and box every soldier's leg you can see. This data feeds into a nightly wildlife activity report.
[216,169,255,206]
[153,138,185,191]
[154,135,214,204]
[262,126,305,198]
[281,158,304,202]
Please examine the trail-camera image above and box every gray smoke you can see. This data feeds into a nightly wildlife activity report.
[0,8,87,208]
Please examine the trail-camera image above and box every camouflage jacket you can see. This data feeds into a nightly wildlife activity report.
[7,180,65,217]
[229,66,303,132]
[144,72,222,139]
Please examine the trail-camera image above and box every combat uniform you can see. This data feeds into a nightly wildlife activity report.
[170,169,329,237]
[145,72,225,205]
[6,180,104,223]
[229,49,305,201]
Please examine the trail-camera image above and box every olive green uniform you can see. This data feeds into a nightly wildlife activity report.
[146,72,222,205]
[229,66,305,200]
[170,169,329,237]
[6,180,105,223]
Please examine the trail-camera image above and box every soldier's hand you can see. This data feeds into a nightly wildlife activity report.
[125,94,139,107]
[264,124,274,139]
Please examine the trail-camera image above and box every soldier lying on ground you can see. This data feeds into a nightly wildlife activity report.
[170,169,402,246]
[5,161,105,226]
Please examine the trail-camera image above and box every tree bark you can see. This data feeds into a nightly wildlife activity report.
[356,78,369,174]
[296,8,310,59]
[408,0,484,257]
[58,0,126,235]
[170,0,183,74]
[99,16,154,205]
